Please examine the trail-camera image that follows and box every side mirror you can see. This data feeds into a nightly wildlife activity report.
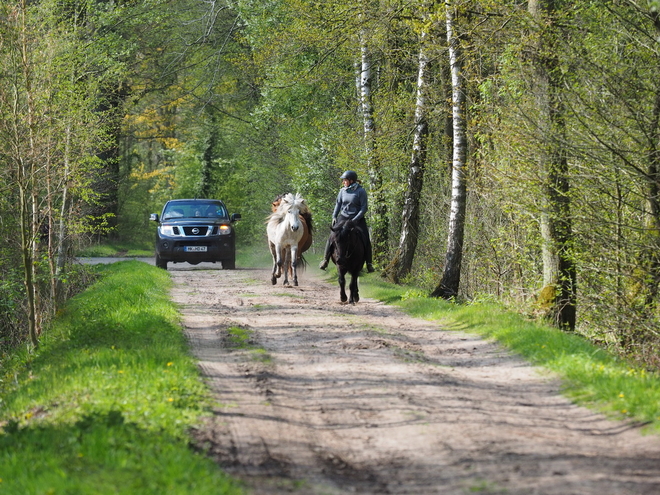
[150,213,159,222]
[231,213,241,222]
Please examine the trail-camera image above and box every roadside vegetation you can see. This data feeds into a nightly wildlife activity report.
[0,261,242,494]
[2,246,659,492]
[77,241,155,258]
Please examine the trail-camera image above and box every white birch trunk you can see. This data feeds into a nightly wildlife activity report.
[432,2,467,299]
[358,29,387,262]
[387,15,430,282]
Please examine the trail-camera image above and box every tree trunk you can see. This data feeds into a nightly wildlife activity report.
[358,31,388,265]
[431,2,467,299]
[55,123,73,307]
[385,14,430,283]
[530,0,577,331]
[639,10,660,313]
[19,0,40,347]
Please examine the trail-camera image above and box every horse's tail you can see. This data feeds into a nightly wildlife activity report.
[297,252,308,271]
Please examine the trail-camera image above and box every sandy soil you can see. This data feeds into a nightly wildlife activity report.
[167,263,660,495]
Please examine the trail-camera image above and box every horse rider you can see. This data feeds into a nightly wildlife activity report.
[319,170,375,273]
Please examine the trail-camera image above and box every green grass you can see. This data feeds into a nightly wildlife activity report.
[360,275,660,432]
[78,241,154,257]
[226,326,272,363]
[0,261,242,494]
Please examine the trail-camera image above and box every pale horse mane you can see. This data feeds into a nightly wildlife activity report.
[267,192,309,223]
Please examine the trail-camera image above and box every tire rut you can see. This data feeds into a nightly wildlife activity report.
[170,265,660,495]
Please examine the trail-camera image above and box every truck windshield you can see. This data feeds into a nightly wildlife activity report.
[162,202,227,220]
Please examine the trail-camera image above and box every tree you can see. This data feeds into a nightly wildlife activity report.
[561,1,660,347]
[385,1,433,283]
[431,1,468,299]
[357,26,389,264]
[528,0,576,330]
[0,0,125,348]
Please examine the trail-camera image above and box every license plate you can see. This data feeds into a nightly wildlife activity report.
[185,246,207,252]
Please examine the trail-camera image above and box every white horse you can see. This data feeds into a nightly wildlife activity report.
[267,193,309,286]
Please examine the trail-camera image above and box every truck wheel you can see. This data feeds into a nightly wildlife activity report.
[156,255,168,270]
[223,257,235,270]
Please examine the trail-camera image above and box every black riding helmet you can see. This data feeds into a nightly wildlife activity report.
[340,170,358,182]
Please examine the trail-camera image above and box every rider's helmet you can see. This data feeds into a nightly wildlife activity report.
[340,170,358,182]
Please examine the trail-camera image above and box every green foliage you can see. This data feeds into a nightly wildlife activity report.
[18,0,660,368]
[0,261,241,494]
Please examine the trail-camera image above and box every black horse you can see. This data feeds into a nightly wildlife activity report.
[329,219,366,304]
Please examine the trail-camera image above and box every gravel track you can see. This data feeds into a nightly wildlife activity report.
[168,264,660,495]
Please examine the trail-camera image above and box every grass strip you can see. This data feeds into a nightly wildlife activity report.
[225,326,272,364]
[0,261,242,494]
[360,276,660,433]
[78,241,154,257]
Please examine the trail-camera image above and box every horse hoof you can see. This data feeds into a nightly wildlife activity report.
[340,295,347,303]
[271,277,277,285]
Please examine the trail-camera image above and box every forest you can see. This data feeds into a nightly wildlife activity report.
[1,0,660,369]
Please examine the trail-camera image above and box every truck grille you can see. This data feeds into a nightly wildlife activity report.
[182,226,212,236]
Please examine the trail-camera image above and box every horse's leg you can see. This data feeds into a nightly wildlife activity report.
[291,245,299,286]
[349,271,360,304]
[277,246,285,278]
[270,241,278,285]
[338,267,347,303]
[282,247,291,286]
[272,243,284,284]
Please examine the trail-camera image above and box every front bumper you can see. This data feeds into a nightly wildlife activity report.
[156,236,235,262]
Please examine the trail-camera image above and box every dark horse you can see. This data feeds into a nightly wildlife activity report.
[329,219,365,304]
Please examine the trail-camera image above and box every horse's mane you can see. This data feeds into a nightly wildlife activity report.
[331,218,355,241]
[267,193,313,232]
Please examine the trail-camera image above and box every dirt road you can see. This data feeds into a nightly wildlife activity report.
[168,264,660,495]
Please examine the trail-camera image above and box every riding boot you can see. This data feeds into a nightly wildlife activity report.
[319,239,333,270]
[365,236,375,273]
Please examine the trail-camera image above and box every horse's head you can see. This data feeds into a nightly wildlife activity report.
[331,218,353,233]
[278,193,303,232]
[271,194,284,213]
[268,193,312,233]
[330,219,358,265]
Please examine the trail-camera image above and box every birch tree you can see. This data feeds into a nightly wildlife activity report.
[431,1,467,299]
[357,7,388,266]
[385,3,432,283]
